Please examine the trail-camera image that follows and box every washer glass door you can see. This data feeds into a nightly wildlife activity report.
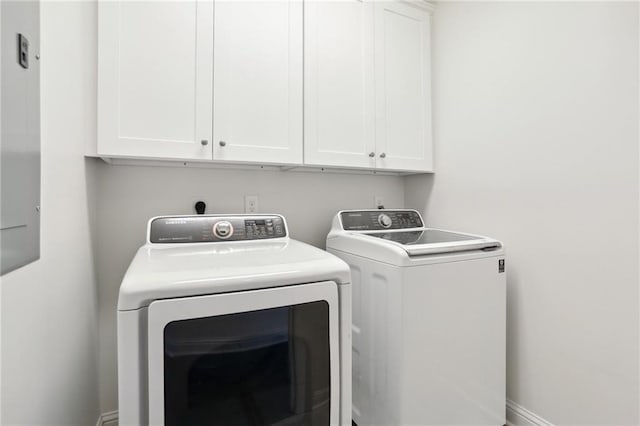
[147,281,340,426]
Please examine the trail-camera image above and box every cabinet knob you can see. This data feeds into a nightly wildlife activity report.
[379,152,386,159]
[368,152,375,158]
[219,141,227,147]
[201,139,209,146]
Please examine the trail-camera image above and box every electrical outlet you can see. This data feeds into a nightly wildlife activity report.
[374,196,385,209]
[245,195,259,213]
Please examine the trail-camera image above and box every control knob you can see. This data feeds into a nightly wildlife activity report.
[213,221,234,239]
[378,213,392,229]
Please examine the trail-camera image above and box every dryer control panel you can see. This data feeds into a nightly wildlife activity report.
[340,210,423,231]
[148,215,287,244]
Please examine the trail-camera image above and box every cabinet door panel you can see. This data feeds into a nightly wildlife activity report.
[213,1,302,164]
[375,2,432,171]
[304,0,375,168]
[98,1,213,160]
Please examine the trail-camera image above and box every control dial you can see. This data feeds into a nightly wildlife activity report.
[213,221,234,239]
[378,213,392,228]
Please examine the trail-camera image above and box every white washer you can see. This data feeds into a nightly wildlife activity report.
[118,214,351,426]
[326,209,506,426]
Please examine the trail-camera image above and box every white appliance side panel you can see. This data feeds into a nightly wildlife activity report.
[328,248,506,425]
[345,260,365,421]
[118,308,148,426]
[147,281,341,426]
[401,256,506,425]
[338,284,353,426]
[327,249,403,426]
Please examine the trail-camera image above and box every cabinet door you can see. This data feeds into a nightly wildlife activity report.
[213,1,303,165]
[304,0,375,169]
[374,1,433,172]
[98,1,213,160]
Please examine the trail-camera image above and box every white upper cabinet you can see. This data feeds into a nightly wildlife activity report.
[374,1,433,172]
[98,1,213,160]
[213,1,303,165]
[96,0,432,172]
[305,0,433,172]
[304,0,376,169]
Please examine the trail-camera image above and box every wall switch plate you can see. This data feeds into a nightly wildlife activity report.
[245,195,259,213]
[18,33,29,69]
[374,196,385,209]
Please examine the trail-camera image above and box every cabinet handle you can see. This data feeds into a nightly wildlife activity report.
[219,141,227,147]
[379,152,386,159]
[368,152,375,158]
[201,139,209,146]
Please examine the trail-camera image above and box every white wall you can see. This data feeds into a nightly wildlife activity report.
[406,2,639,424]
[3,2,636,424]
[95,164,405,412]
[1,2,100,425]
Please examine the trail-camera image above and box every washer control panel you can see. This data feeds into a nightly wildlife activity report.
[149,215,287,244]
[340,210,423,231]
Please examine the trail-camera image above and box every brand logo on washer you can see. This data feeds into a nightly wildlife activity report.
[498,259,505,273]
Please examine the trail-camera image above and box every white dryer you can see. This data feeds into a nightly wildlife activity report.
[326,210,506,426]
[118,214,351,426]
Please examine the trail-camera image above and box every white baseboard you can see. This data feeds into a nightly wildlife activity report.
[96,410,118,426]
[506,399,554,426]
